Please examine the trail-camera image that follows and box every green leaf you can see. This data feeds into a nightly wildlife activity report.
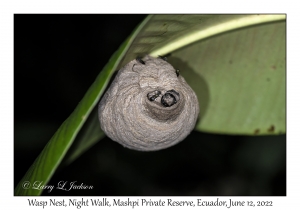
[119,14,285,67]
[118,14,285,135]
[149,15,285,57]
[62,108,105,166]
[169,21,286,135]
[14,15,152,196]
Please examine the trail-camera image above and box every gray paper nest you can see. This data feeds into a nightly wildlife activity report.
[98,55,199,151]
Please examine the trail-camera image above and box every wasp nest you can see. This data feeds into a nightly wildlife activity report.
[98,55,199,151]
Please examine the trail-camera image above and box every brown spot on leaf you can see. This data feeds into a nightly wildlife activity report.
[229,60,233,64]
[268,125,275,132]
[254,129,260,135]
[271,65,276,70]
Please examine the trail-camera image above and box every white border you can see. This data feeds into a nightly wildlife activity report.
[1,1,297,210]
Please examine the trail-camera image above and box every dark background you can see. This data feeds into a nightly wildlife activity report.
[14,14,286,196]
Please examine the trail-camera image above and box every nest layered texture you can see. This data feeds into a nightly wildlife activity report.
[98,55,199,151]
